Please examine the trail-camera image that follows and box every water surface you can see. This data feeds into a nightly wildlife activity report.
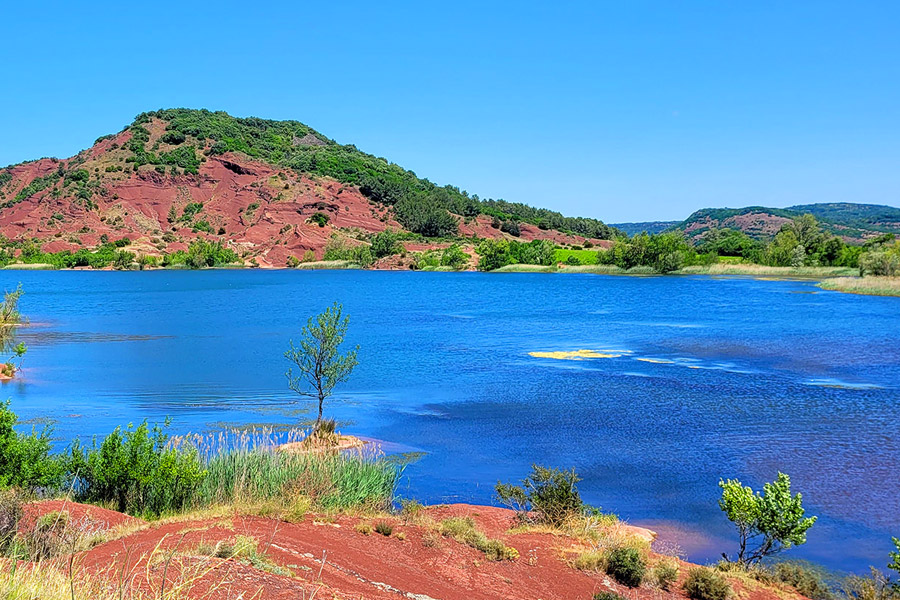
[2,270,897,571]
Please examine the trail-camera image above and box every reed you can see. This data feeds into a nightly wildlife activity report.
[817,276,900,297]
[175,427,400,513]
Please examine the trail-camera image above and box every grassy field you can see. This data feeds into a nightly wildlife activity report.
[817,276,900,296]
[554,249,599,265]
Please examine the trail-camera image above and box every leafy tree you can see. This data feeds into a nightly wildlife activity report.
[284,303,359,435]
[440,244,469,269]
[476,238,511,271]
[370,229,401,258]
[718,472,816,565]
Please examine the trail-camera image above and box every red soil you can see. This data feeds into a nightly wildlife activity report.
[21,501,808,600]
[0,124,610,269]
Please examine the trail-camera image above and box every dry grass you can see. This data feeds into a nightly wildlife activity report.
[817,276,900,297]
[679,264,856,278]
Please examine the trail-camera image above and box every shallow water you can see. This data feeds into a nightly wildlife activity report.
[2,270,897,572]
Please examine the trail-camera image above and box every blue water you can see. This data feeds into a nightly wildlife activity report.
[1,270,897,572]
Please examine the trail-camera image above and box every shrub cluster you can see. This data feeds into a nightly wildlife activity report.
[683,567,732,600]
[495,464,588,526]
[439,517,518,561]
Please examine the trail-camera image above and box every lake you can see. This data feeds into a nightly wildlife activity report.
[1,270,897,572]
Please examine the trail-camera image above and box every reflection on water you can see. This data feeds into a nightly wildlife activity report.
[0,269,897,572]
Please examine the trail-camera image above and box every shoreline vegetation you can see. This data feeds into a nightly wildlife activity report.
[3,213,899,296]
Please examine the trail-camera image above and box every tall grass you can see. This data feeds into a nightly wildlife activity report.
[679,264,857,278]
[179,427,400,513]
[817,276,900,297]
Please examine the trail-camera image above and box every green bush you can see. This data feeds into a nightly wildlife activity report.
[67,420,206,517]
[683,568,732,600]
[374,521,393,536]
[495,464,587,526]
[309,212,330,227]
[654,561,680,590]
[772,561,834,600]
[370,229,401,258]
[605,546,646,587]
[0,400,63,490]
[593,593,627,600]
[440,243,469,269]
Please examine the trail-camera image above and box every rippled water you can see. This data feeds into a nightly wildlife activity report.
[2,270,897,571]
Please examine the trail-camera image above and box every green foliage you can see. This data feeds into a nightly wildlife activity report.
[198,448,399,512]
[440,244,469,269]
[177,202,204,223]
[163,239,240,268]
[718,472,817,565]
[771,561,835,600]
[0,400,63,490]
[599,231,711,273]
[859,240,900,276]
[309,212,330,227]
[476,238,557,271]
[890,537,900,577]
[481,198,618,240]
[285,303,359,433]
[476,238,512,271]
[370,229,401,258]
[67,420,206,517]
[605,546,647,587]
[654,561,680,591]
[0,284,23,325]
[698,228,761,258]
[495,465,587,526]
[116,109,615,239]
[4,173,60,209]
[683,568,732,600]
[556,248,599,265]
[593,593,627,600]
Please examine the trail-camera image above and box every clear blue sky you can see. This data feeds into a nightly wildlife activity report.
[2,1,898,222]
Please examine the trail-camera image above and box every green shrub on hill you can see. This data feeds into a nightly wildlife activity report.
[67,420,206,516]
[0,401,63,490]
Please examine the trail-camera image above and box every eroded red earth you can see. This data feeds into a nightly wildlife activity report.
[0,124,606,268]
[18,501,809,600]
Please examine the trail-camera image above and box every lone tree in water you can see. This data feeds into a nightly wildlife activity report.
[285,302,359,435]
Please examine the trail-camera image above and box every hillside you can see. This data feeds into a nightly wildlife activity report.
[610,220,680,236]
[0,109,617,267]
[17,499,814,600]
[676,203,900,242]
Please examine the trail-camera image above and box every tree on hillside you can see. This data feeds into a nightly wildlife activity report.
[285,303,359,435]
[718,472,817,566]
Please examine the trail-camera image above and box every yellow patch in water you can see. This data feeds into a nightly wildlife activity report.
[529,349,621,360]
[635,358,674,364]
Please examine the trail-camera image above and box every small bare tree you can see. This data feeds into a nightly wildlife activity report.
[285,302,359,435]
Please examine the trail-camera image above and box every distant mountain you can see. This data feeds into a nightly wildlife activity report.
[674,203,900,243]
[609,221,680,236]
[0,108,618,266]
